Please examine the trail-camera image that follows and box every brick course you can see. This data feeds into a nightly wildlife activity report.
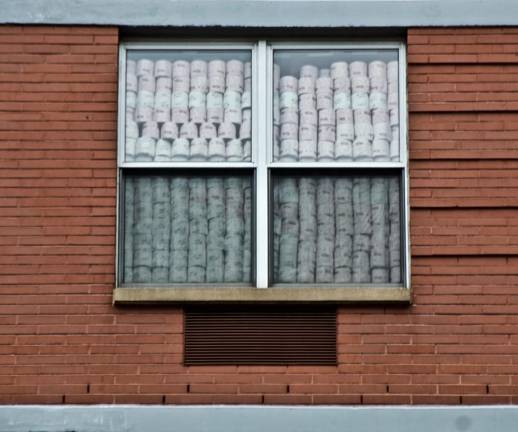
[1,26,518,405]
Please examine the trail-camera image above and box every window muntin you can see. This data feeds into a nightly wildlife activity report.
[117,41,409,299]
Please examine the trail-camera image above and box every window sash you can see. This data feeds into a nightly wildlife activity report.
[116,39,410,292]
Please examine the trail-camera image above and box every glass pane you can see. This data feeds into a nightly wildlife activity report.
[273,49,399,162]
[125,50,252,163]
[272,173,402,284]
[123,173,253,284]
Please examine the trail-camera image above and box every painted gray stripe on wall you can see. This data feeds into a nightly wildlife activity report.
[2,0,518,27]
[1,406,518,432]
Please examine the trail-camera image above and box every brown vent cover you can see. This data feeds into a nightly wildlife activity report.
[184,306,337,365]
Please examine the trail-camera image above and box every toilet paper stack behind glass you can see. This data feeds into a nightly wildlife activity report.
[125,54,252,163]
[273,174,401,284]
[274,58,399,162]
[124,174,253,284]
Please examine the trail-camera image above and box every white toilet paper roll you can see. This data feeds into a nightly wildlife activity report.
[316,77,332,93]
[334,91,351,110]
[171,138,190,161]
[316,93,333,111]
[136,59,154,77]
[137,90,154,109]
[300,109,317,126]
[281,123,298,141]
[281,109,299,125]
[299,139,316,161]
[318,124,335,143]
[370,91,388,110]
[372,138,390,161]
[335,139,353,160]
[172,60,189,78]
[190,137,208,161]
[190,76,208,93]
[319,109,335,126]
[353,138,372,161]
[280,91,298,110]
[127,59,137,75]
[226,138,243,161]
[242,139,251,161]
[173,76,189,93]
[161,122,178,140]
[142,121,160,139]
[171,92,188,109]
[209,60,225,78]
[299,124,317,142]
[224,107,242,125]
[336,122,355,142]
[351,75,369,94]
[136,137,156,161]
[126,73,137,92]
[318,141,334,161]
[155,139,172,161]
[350,61,367,77]
[280,76,298,93]
[190,60,207,78]
[200,122,217,139]
[126,121,139,139]
[156,76,172,92]
[154,59,172,78]
[153,90,171,122]
[300,64,318,80]
[240,109,251,140]
[227,59,244,75]
[208,137,226,161]
[368,61,386,80]
[370,76,387,93]
[179,121,198,139]
[172,107,189,125]
[333,76,351,92]
[189,90,206,108]
[298,77,315,95]
[135,105,153,123]
[299,93,316,110]
[280,139,298,161]
[125,138,136,161]
[336,108,353,125]
[390,133,400,161]
[241,91,251,109]
[190,106,206,124]
[209,74,225,93]
[218,121,237,140]
[224,90,241,110]
[331,62,348,79]
[226,73,244,93]
[387,61,398,83]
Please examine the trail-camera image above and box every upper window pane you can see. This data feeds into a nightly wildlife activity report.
[273,49,399,163]
[125,50,252,163]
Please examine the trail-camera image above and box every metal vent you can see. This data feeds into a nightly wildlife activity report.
[184,306,337,365]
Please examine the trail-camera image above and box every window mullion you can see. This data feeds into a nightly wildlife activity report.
[255,40,269,288]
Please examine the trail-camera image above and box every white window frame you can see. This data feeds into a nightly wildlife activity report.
[114,39,410,303]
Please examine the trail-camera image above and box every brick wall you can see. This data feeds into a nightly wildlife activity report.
[1,26,518,405]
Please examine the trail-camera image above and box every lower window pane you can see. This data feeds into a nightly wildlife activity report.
[123,173,253,285]
[272,173,402,285]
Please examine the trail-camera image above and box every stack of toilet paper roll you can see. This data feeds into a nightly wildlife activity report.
[273,175,401,284]
[274,58,399,162]
[123,175,252,284]
[125,57,251,162]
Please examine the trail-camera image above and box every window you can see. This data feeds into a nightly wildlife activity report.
[115,41,409,303]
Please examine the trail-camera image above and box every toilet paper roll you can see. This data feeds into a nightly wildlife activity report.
[371,267,389,284]
[354,122,374,142]
[280,139,299,161]
[189,91,206,109]
[299,109,317,126]
[350,61,367,77]
[171,138,189,161]
[156,76,172,92]
[154,59,172,78]
[318,141,334,161]
[244,61,252,79]
[224,107,242,125]
[299,139,317,161]
[300,64,318,80]
[126,121,139,139]
[242,139,251,161]
[353,138,372,161]
[142,121,160,139]
[126,107,135,122]
[226,138,243,161]
[336,108,353,124]
[136,59,154,77]
[389,106,399,126]
[190,106,206,124]
[240,109,251,140]
[125,138,136,161]
[135,137,155,161]
[318,124,335,143]
[281,123,298,141]
[138,74,155,93]
[334,92,351,110]
[390,133,400,161]
[209,60,225,78]
[172,107,189,125]
[155,139,172,161]
[373,121,391,142]
[190,60,207,78]
[209,74,225,93]
[370,76,387,93]
[218,121,237,140]
[137,90,154,109]
[297,240,316,283]
[280,91,298,110]
[224,90,241,110]
[331,62,348,79]
[190,137,208,161]
[135,105,153,123]
[179,121,198,139]
[171,92,188,109]
[173,60,189,78]
[316,93,333,111]
[127,59,137,75]
[244,77,252,93]
[298,77,315,95]
[226,73,244,93]
[241,91,251,109]
[319,109,335,126]
[191,76,208,93]
[336,122,355,142]
[333,76,351,92]
[208,137,226,161]
[161,122,178,140]
[299,93,316,110]
[126,73,137,92]
[387,61,398,83]
[372,138,390,161]
[227,60,244,75]
[369,61,387,79]
[154,91,171,122]
[370,91,388,111]
[351,75,370,94]
[200,122,217,139]
[173,76,189,93]
[316,77,332,93]
[280,108,299,125]
[280,76,298,93]
[335,139,353,160]
[299,124,317,142]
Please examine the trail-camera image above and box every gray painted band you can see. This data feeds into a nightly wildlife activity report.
[1,405,518,432]
[2,0,518,27]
